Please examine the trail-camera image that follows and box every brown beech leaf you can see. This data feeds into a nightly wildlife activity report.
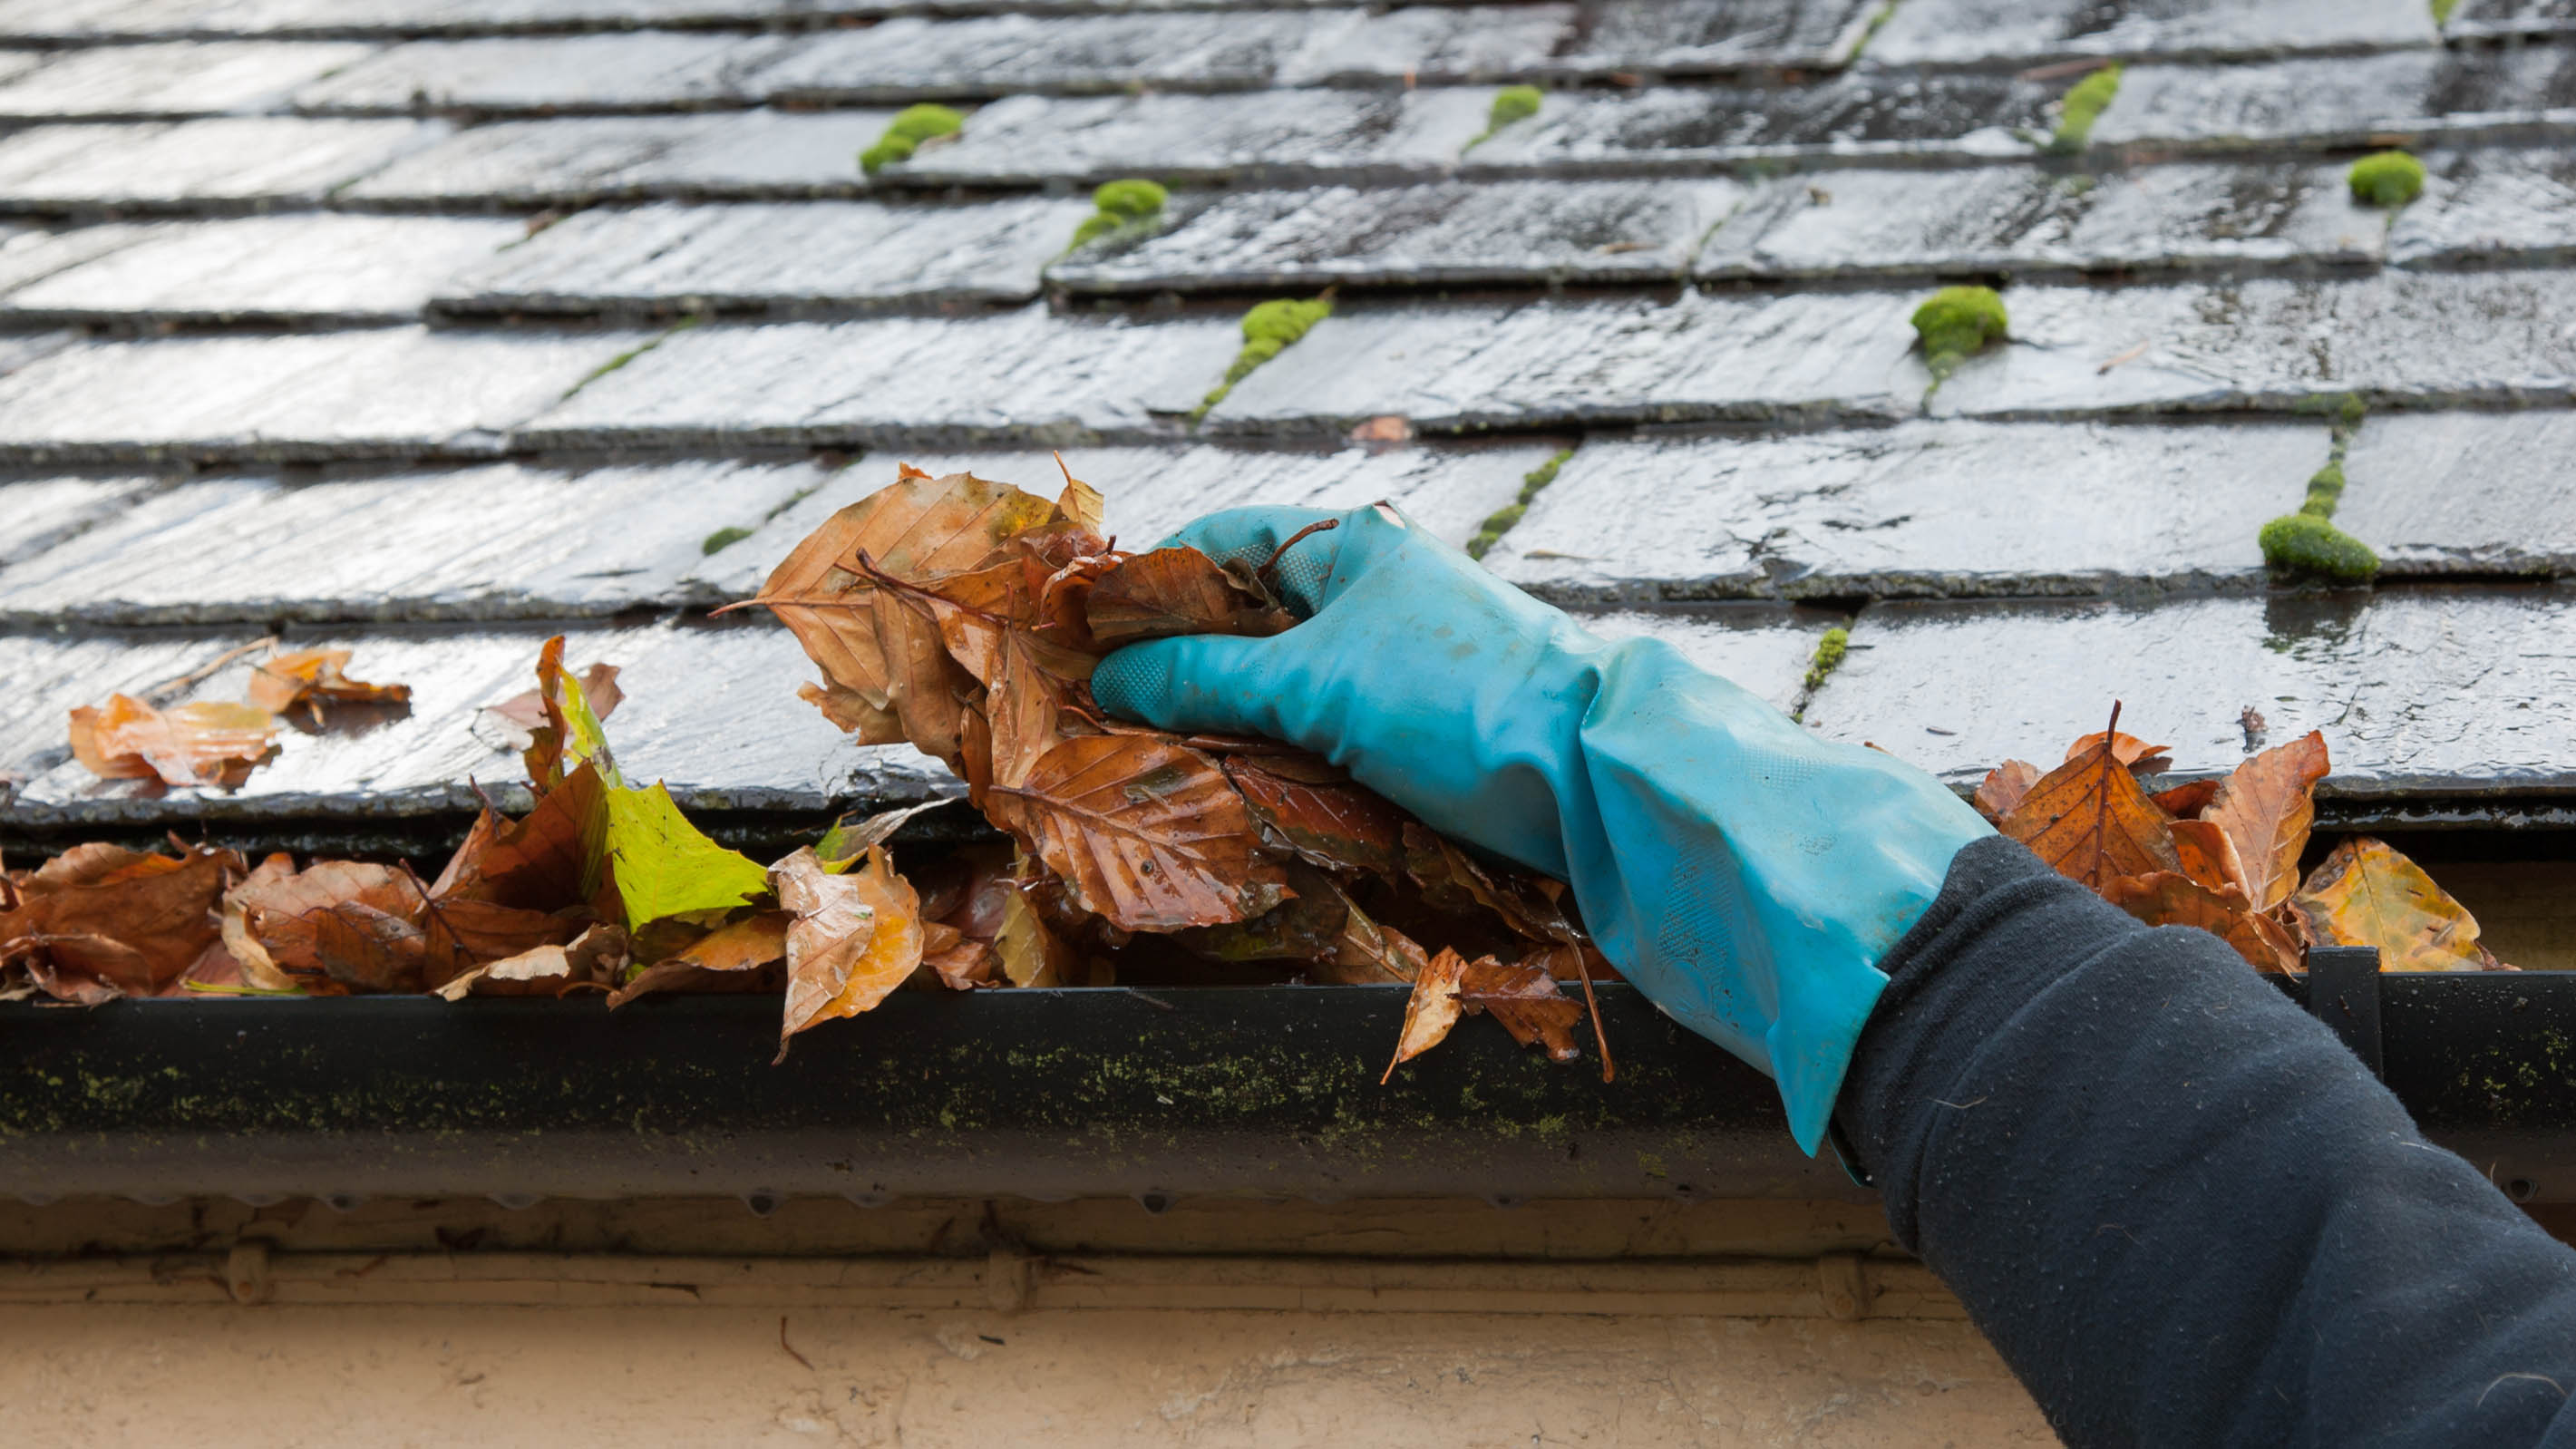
[69,694,278,788]
[484,660,622,746]
[432,763,605,913]
[229,859,429,993]
[1383,947,1471,1082]
[1226,756,1411,879]
[0,842,242,999]
[2065,729,2173,773]
[2101,871,2300,974]
[985,734,1288,931]
[1973,760,2042,822]
[992,879,1079,987]
[743,470,1064,705]
[1454,953,1585,1064]
[1174,859,1352,965]
[435,922,628,1000]
[2167,818,2250,896]
[2000,705,2181,890]
[775,844,925,1059]
[2151,778,2224,819]
[1054,452,1106,534]
[2292,836,2504,973]
[2204,730,2330,914]
[1086,547,1297,647]
[607,910,791,1007]
[245,647,411,721]
[797,679,907,744]
[1405,822,1581,947]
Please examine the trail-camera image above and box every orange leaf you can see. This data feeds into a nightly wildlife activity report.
[228,859,430,993]
[1085,547,1295,647]
[774,844,925,1058]
[1383,946,1470,1082]
[1998,706,2180,889]
[2291,836,2504,973]
[1,842,242,999]
[69,694,278,788]
[2151,778,2223,819]
[2167,818,2250,896]
[2100,871,2300,973]
[2204,731,2329,913]
[244,647,411,719]
[2064,730,2172,773]
[1453,953,1586,1064]
[1226,755,1412,878]
[1972,760,2041,822]
[985,734,1288,931]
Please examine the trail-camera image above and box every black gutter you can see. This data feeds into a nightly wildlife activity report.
[2,974,2571,1205]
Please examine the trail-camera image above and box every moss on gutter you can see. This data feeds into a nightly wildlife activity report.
[1191,296,1332,423]
[1465,446,1576,559]
[2048,64,2123,154]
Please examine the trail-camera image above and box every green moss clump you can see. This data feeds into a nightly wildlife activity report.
[859,103,965,175]
[1911,285,2008,380]
[1193,296,1332,420]
[1464,84,1545,151]
[2432,0,2461,26]
[1802,627,1851,695]
[2260,512,2379,582]
[2049,64,2122,153]
[2348,150,2425,208]
[2299,460,2347,515]
[1466,446,1576,559]
[1064,178,1170,253]
[701,525,753,556]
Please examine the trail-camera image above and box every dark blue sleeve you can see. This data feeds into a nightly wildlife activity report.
[1838,834,2576,1448]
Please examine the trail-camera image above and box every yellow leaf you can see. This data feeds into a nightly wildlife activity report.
[2292,836,2500,973]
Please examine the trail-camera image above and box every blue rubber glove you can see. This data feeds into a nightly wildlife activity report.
[1090,503,1993,1154]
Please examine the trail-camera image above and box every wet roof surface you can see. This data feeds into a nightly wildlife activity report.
[1,0,2571,844]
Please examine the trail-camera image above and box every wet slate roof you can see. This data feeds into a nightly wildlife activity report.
[0,0,2571,846]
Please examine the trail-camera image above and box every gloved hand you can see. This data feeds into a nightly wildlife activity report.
[1090,502,1992,1154]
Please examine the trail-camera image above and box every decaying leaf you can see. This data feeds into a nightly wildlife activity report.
[2293,836,2508,973]
[69,695,278,788]
[435,922,630,1000]
[228,858,431,993]
[245,647,412,721]
[1084,547,1296,647]
[2000,705,2181,890]
[2151,778,2224,819]
[1383,947,1470,1082]
[775,844,925,1058]
[2166,818,2249,896]
[483,659,623,747]
[1973,760,2041,822]
[0,842,243,1001]
[986,735,1287,931]
[2064,729,2173,773]
[2101,870,2300,974]
[1227,756,1411,878]
[2204,731,2330,914]
[607,910,791,1007]
[1454,953,1586,1064]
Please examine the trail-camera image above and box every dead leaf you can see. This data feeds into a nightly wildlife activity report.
[2101,871,2300,973]
[2167,819,2250,896]
[436,922,628,1000]
[245,647,411,721]
[608,910,791,1007]
[2204,731,2330,913]
[1383,947,1469,1082]
[2292,836,2503,973]
[0,842,242,999]
[2151,778,2223,819]
[775,844,924,1058]
[69,695,278,788]
[1054,452,1105,533]
[1085,548,1297,648]
[2064,729,2172,774]
[1227,756,1411,878]
[797,679,907,743]
[484,659,622,747]
[2000,705,2181,890]
[1454,953,1585,1064]
[228,859,433,993]
[986,735,1288,931]
[1973,760,2041,822]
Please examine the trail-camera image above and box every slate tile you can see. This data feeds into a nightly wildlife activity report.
[1698,160,2384,281]
[516,307,1240,450]
[339,110,889,206]
[1865,0,2439,69]
[1462,72,2056,175]
[1929,270,2576,419]
[887,88,1492,188]
[0,475,166,570]
[0,620,950,825]
[0,326,646,464]
[1547,0,1876,73]
[2388,148,2576,267]
[0,226,147,294]
[1574,604,1830,716]
[0,457,830,625]
[0,0,894,40]
[1488,420,2317,603]
[1052,178,1743,296]
[2092,47,2576,153]
[0,117,442,212]
[683,441,1553,598]
[1278,5,1576,85]
[1803,587,2576,796]
[0,215,520,322]
[439,197,1087,316]
[1203,291,1920,437]
[0,40,378,119]
[2446,0,2576,39]
[292,31,797,114]
[753,11,1356,102]
[2336,411,2576,577]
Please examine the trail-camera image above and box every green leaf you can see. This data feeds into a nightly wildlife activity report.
[601,782,769,932]
[557,661,619,786]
